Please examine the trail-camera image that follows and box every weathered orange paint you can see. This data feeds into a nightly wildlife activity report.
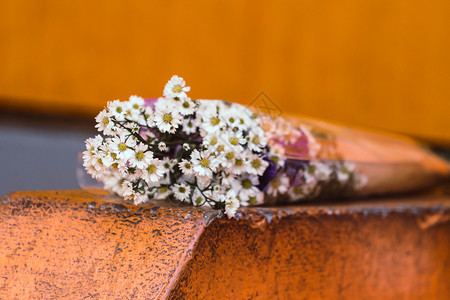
[1,189,450,299]
[1,1,450,142]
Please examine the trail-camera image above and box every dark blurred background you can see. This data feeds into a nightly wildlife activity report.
[1,0,449,196]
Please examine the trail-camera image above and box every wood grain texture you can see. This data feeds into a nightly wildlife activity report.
[1,1,450,143]
[1,190,450,299]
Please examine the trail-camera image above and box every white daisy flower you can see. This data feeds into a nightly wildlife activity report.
[182,118,197,135]
[153,185,172,199]
[178,98,196,115]
[84,162,102,180]
[172,183,191,202]
[118,178,147,205]
[302,171,320,197]
[230,152,249,175]
[202,134,219,148]
[142,158,164,183]
[222,190,240,218]
[119,180,142,203]
[158,142,168,152]
[154,101,183,133]
[232,175,260,202]
[83,135,103,164]
[82,150,96,169]
[163,75,191,99]
[219,171,235,186]
[266,173,290,196]
[192,188,206,206]
[108,135,136,160]
[235,113,253,131]
[95,109,115,135]
[191,149,219,177]
[310,162,333,181]
[223,130,246,148]
[268,150,285,169]
[178,159,194,175]
[337,162,355,183]
[221,109,240,128]
[133,193,147,205]
[92,149,113,170]
[85,135,103,150]
[126,165,145,181]
[161,157,175,172]
[103,174,122,194]
[107,100,126,120]
[201,109,224,134]
[248,154,269,176]
[247,128,267,152]
[110,159,128,175]
[247,191,264,205]
[128,95,145,109]
[129,143,153,169]
[287,185,303,201]
[220,146,241,169]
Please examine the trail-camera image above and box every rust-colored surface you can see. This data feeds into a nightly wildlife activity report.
[1,190,450,299]
[0,190,213,299]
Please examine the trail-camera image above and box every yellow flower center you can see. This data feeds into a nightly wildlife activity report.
[118,143,127,151]
[147,164,156,174]
[163,113,173,123]
[133,104,139,109]
[271,178,281,188]
[136,151,144,161]
[225,152,234,160]
[195,197,202,205]
[182,102,190,108]
[178,187,186,193]
[210,117,220,126]
[184,163,192,169]
[200,158,210,168]
[116,107,122,113]
[235,159,243,166]
[210,137,218,145]
[172,85,182,93]
[102,117,109,125]
[216,145,225,152]
[251,159,261,169]
[229,137,239,145]
[242,179,252,189]
[252,136,260,144]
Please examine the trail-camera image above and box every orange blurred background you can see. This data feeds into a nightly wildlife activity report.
[1,0,450,144]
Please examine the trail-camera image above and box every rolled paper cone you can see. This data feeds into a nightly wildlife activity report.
[272,114,450,199]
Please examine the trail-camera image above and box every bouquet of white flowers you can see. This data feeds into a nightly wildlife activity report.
[83,75,449,217]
